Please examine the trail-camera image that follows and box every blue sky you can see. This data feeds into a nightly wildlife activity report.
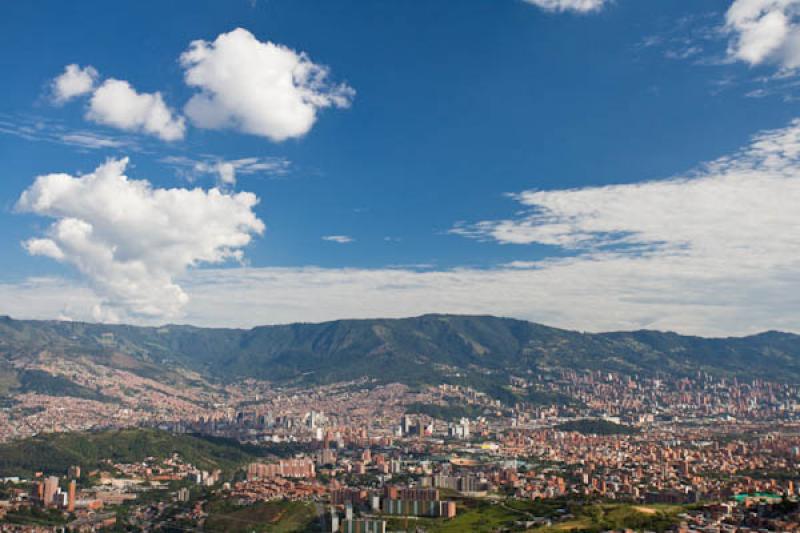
[2,0,800,335]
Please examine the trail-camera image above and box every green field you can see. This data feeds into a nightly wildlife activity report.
[532,503,684,532]
[383,499,683,533]
[204,500,319,532]
[384,498,563,533]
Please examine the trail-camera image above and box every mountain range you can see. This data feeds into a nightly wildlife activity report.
[2,314,800,403]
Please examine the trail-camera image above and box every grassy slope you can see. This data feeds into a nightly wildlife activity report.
[0,428,257,477]
[204,500,319,532]
[384,499,683,533]
[533,503,683,532]
[384,498,563,533]
[16,369,112,402]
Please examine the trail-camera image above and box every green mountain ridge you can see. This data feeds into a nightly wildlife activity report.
[2,314,800,400]
[0,428,259,477]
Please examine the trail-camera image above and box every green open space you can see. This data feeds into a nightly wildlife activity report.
[204,500,319,532]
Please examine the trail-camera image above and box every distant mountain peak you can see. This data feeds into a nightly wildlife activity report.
[1,314,799,401]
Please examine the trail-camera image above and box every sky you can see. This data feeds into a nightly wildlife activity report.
[2,0,800,336]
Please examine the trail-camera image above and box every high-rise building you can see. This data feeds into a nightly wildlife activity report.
[67,480,76,512]
[331,488,365,506]
[440,501,457,519]
[330,506,339,532]
[43,476,59,508]
[381,499,456,518]
[395,488,439,502]
[247,459,315,480]
[341,519,386,533]
[401,415,413,435]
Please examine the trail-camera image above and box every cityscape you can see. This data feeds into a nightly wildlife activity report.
[4,0,800,531]
[3,325,800,531]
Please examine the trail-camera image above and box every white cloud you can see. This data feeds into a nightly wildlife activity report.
[58,132,125,149]
[445,118,800,333]
[180,27,354,141]
[23,239,65,260]
[175,261,800,335]
[162,155,291,186]
[322,235,354,244]
[49,64,184,141]
[87,79,185,141]
[231,156,292,175]
[52,64,98,104]
[215,162,236,185]
[8,121,800,336]
[0,115,133,150]
[453,120,800,255]
[522,0,609,13]
[4,252,800,336]
[16,158,264,320]
[47,28,350,142]
[725,0,800,69]
[0,278,99,321]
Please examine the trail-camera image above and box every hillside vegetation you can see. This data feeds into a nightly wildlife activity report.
[2,314,800,402]
[0,428,259,477]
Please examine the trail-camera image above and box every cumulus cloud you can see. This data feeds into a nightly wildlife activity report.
[322,235,354,244]
[16,158,264,320]
[46,28,350,142]
[523,0,609,13]
[52,64,98,103]
[87,79,185,141]
[725,0,800,69]
[49,64,185,141]
[180,28,354,141]
[8,121,800,336]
